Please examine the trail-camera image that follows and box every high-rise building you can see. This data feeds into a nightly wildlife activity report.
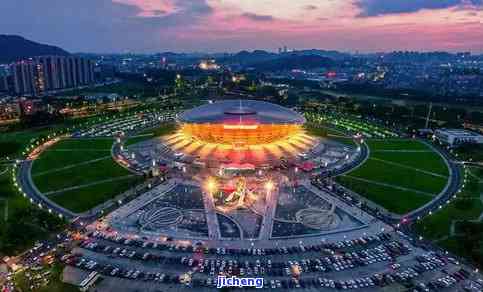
[9,56,95,96]
[0,75,8,92]
[0,65,10,92]
[12,60,36,95]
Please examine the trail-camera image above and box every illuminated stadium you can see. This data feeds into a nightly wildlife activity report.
[158,100,319,167]
[178,100,305,146]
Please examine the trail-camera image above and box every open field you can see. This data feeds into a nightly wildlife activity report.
[0,128,60,158]
[415,167,483,267]
[0,167,65,254]
[337,139,449,214]
[455,144,483,162]
[415,167,483,239]
[304,124,356,146]
[370,151,448,176]
[337,176,432,214]
[32,138,114,174]
[33,157,133,193]
[31,137,143,213]
[347,158,447,194]
[126,123,177,146]
[49,176,142,213]
[366,139,429,151]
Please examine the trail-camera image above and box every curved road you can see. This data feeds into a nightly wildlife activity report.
[17,160,81,219]
[401,140,462,223]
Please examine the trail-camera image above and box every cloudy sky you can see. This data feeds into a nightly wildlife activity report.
[1,0,482,53]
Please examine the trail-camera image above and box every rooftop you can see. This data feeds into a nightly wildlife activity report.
[178,100,305,125]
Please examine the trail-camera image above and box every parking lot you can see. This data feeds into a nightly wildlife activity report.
[61,228,483,291]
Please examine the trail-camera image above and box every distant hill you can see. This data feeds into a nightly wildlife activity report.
[230,50,279,65]
[288,49,351,60]
[250,54,335,71]
[0,35,70,63]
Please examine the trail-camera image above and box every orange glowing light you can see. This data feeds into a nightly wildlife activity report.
[206,177,218,194]
[265,180,275,192]
[181,123,302,145]
[223,124,259,130]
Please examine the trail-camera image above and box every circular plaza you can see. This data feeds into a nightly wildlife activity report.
[106,100,370,246]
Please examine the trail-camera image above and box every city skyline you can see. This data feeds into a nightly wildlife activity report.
[1,0,483,54]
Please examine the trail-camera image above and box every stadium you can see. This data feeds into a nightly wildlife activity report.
[161,100,318,167]
[178,100,305,146]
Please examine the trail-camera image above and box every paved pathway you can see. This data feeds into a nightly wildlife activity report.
[342,175,436,197]
[259,186,279,240]
[44,175,137,196]
[32,156,111,177]
[203,186,221,240]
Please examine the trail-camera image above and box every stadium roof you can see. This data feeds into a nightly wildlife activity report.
[179,100,305,125]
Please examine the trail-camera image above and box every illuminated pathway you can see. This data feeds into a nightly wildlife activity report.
[259,183,279,240]
[203,187,221,239]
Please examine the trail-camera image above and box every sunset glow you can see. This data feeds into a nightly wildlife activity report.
[1,0,482,52]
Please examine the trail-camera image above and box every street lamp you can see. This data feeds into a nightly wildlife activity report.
[265,180,274,195]
[206,177,218,196]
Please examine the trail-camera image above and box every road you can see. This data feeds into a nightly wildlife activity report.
[17,159,80,219]
[402,140,463,223]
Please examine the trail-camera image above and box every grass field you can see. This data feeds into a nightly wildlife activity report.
[49,176,142,213]
[366,139,429,151]
[0,128,60,158]
[126,123,177,146]
[337,176,432,214]
[304,124,356,147]
[31,138,143,213]
[0,167,66,254]
[415,168,483,239]
[336,139,449,214]
[348,158,447,194]
[414,167,483,267]
[370,151,448,176]
[32,138,113,174]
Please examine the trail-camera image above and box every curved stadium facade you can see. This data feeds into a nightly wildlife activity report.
[178,100,305,146]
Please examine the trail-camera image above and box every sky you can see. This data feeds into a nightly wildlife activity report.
[1,0,482,53]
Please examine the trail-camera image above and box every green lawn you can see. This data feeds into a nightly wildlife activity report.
[34,158,133,193]
[415,171,483,240]
[337,138,450,214]
[455,144,483,162]
[0,199,5,223]
[31,137,143,212]
[348,158,447,194]
[32,138,113,174]
[0,168,66,254]
[47,138,114,150]
[0,128,60,158]
[371,151,448,176]
[336,176,432,214]
[304,124,357,147]
[366,139,429,151]
[49,176,142,213]
[414,168,483,267]
[126,123,177,146]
